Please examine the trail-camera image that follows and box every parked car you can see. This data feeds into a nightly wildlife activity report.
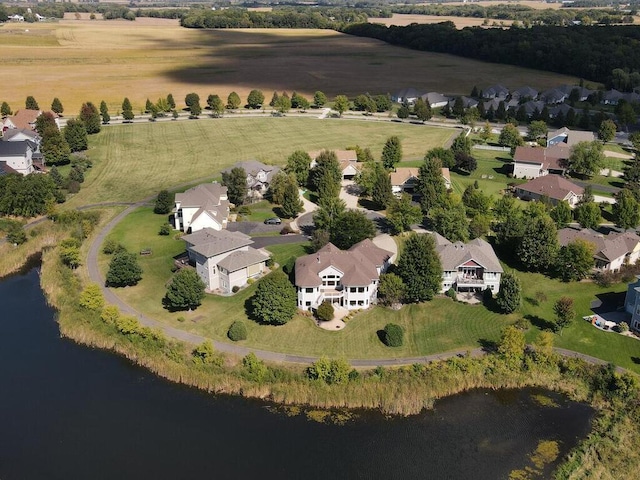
[264,217,282,225]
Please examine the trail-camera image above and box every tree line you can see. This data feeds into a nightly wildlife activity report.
[342,22,640,86]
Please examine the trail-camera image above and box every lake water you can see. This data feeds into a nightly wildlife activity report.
[0,265,594,479]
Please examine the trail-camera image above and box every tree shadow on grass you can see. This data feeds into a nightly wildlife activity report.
[376,329,387,346]
[631,357,640,365]
[478,338,498,353]
[524,297,539,307]
[525,314,556,332]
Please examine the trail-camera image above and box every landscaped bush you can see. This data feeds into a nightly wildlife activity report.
[316,300,334,322]
[159,223,171,235]
[228,321,248,341]
[383,323,404,347]
[616,322,629,333]
[280,224,295,235]
[446,287,457,301]
[232,285,240,293]
[236,205,252,216]
[102,238,119,254]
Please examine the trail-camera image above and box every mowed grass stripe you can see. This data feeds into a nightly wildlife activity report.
[73,118,453,206]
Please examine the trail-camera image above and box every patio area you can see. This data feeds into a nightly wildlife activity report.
[317,305,349,331]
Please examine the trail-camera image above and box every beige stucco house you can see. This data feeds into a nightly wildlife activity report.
[173,182,230,233]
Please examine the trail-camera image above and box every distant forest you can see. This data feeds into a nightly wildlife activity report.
[342,22,640,86]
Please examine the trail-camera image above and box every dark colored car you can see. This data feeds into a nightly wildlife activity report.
[264,217,282,225]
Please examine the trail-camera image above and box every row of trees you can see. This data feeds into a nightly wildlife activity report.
[0,96,64,118]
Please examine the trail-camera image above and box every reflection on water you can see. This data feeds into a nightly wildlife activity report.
[0,267,593,480]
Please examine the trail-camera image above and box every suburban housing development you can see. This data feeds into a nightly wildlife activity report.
[558,228,640,273]
[514,174,584,206]
[222,160,281,202]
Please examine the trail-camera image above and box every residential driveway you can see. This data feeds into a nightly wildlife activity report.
[373,234,398,263]
[593,195,616,205]
[227,222,282,235]
[340,180,361,210]
[250,234,307,249]
[573,180,620,195]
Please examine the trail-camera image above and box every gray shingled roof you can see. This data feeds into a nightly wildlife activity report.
[516,174,584,201]
[175,182,227,207]
[183,228,253,258]
[217,247,268,272]
[433,234,503,273]
[294,241,392,287]
[0,140,31,156]
[221,160,280,184]
[558,228,640,263]
[2,128,38,141]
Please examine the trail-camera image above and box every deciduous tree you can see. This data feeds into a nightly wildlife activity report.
[568,141,605,177]
[378,273,406,306]
[498,325,526,368]
[222,167,248,206]
[413,98,432,122]
[313,91,327,107]
[550,200,573,228]
[333,95,349,116]
[207,94,224,116]
[330,210,376,249]
[556,239,595,281]
[431,197,468,242]
[280,176,303,218]
[250,270,297,325]
[498,123,524,149]
[309,150,341,200]
[527,120,548,142]
[598,119,617,142]
[313,196,346,231]
[1,101,12,117]
[371,167,393,209]
[247,89,265,109]
[574,201,601,229]
[154,189,173,214]
[613,188,640,229]
[517,214,558,272]
[553,296,575,334]
[284,150,311,187]
[63,119,88,152]
[386,193,422,234]
[227,91,241,109]
[381,136,402,170]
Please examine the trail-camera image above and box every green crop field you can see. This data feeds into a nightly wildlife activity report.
[71,117,454,206]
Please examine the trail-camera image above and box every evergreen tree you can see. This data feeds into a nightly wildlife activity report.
[145,98,153,113]
[185,92,200,109]
[416,155,447,214]
[164,269,205,311]
[1,101,12,117]
[396,233,442,303]
[106,250,143,287]
[63,119,88,152]
[452,96,465,118]
[371,168,393,209]
[25,96,39,110]
[313,91,327,107]
[99,100,110,124]
[154,189,173,214]
[413,98,432,122]
[309,150,341,200]
[269,91,280,107]
[51,97,64,115]
[34,112,58,136]
[495,272,521,313]
[280,177,303,219]
[41,128,71,165]
[167,93,176,110]
[121,97,134,121]
[450,132,472,155]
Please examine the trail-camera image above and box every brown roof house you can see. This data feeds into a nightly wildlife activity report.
[547,127,596,148]
[181,228,269,294]
[558,228,640,272]
[514,174,584,206]
[294,240,393,311]
[433,233,503,294]
[390,167,451,195]
[512,146,568,179]
[173,182,230,233]
[221,160,280,202]
[2,109,60,132]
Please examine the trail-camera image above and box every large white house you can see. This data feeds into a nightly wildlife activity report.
[624,276,640,332]
[181,228,269,294]
[433,233,503,294]
[294,240,393,311]
[512,145,568,179]
[558,228,640,273]
[173,182,230,233]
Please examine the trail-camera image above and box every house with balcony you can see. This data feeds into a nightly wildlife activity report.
[181,228,269,294]
[294,240,393,311]
[173,182,229,233]
[433,234,503,294]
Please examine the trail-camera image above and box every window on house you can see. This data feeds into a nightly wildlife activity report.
[350,287,357,293]
[306,288,314,293]
[357,301,364,306]
[306,301,311,307]
[350,301,356,306]
[358,287,365,293]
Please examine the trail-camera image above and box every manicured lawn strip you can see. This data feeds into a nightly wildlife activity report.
[451,149,514,197]
[239,200,279,222]
[74,118,453,207]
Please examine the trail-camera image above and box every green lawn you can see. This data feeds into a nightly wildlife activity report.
[450,149,516,197]
[71,118,454,207]
[103,206,640,370]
